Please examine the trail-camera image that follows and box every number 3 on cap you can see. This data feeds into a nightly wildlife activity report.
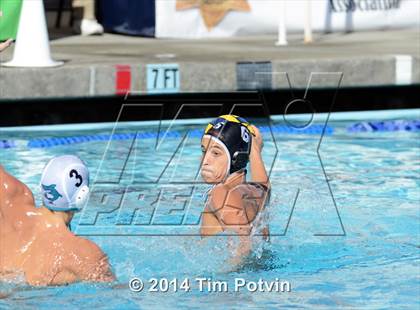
[69,169,83,187]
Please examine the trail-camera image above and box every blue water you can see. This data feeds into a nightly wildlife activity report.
[0,111,419,309]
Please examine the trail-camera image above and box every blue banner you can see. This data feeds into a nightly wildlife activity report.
[99,0,155,37]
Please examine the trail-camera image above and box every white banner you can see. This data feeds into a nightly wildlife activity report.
[156,0,420,38]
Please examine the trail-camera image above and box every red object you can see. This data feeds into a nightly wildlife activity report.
[115,65,131,95]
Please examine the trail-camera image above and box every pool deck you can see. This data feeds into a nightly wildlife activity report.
[0,28,419,100]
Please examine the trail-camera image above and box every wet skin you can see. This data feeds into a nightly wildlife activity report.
[0,165,114,286]
[199,126,271,248]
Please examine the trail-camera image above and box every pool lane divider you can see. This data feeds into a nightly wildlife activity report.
[0,140,15,149]
[2,120,417,149]
[347,120,420,132]
[1,124,333,149]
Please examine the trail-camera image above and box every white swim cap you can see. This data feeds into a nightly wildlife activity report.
[40,155,90,212]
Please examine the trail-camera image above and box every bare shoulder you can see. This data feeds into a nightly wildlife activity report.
[63,234,115,282]
[66,235,107,265]
[70,235,104,256]
[25,227,114,285]
[209,184,243,211]
[209,185,246,225]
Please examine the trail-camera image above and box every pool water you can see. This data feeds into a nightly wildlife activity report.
[0,110,419,309]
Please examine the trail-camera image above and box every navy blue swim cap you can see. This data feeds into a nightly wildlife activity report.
[203,115,254,174]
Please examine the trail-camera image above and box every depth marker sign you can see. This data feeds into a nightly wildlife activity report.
[147,63,180,94]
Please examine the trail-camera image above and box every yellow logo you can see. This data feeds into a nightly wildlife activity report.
[204,115,255,136]
[176,0,251,30]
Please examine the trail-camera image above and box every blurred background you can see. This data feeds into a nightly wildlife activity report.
[0,0,419,126]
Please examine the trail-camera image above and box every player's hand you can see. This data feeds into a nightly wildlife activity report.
[250,125,263,154]
[0,39,13,53]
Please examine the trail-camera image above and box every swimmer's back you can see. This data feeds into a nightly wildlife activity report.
[23,226,114,285]
[0,165,114,285]
[1,213,114,286]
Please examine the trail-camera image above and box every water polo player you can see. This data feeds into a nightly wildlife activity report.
[0,155,114,286]
[200,115,270,253]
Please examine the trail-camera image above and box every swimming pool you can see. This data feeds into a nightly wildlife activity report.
[1,109,419,309]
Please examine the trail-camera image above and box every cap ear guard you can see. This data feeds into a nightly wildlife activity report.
[231,151,249,173]
[71,185,90,210]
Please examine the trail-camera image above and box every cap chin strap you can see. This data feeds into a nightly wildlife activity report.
[204,135,231,181]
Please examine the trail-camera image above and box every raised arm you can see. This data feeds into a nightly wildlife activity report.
[249,125,270,189]
[0,165,4,211]
[249,125,271,239]
[0,165,36,220]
